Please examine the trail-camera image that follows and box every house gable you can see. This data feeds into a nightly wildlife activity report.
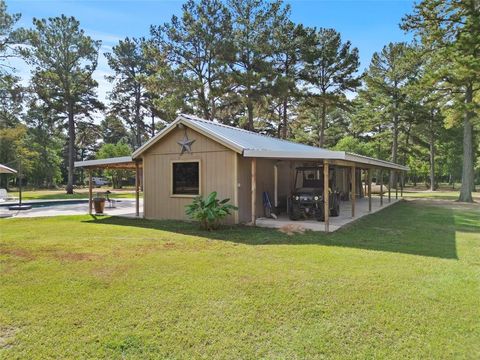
[143,124,230,157]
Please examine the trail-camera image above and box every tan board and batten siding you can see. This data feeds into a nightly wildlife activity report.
[236,157,275,223]
[142,126,238,223]
[141,125,284,224]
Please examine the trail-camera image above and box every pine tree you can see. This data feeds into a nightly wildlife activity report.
[20,15,103,194]
[269,20,306,138]
[150,0,232,121]
[105,37,152,148]
[361,43,419,187]
[301,28,360,147]
[402,0,480,202]
[227,0,287,130]
[0,0,21,74]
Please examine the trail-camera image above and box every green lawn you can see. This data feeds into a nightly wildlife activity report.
[1,200,479,358]
[403,190,480,201]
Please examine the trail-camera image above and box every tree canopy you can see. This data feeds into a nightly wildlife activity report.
[1,0,478,200]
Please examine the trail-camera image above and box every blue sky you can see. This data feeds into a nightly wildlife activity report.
[8,0,415,104]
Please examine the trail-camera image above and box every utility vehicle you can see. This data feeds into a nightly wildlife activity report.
[289,166,340,221]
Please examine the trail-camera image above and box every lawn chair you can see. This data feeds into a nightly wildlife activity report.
[0,188,17,202]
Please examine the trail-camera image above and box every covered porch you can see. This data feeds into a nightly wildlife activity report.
[74,156,143,217]
[256,197,401,232]
[248,155,407,233]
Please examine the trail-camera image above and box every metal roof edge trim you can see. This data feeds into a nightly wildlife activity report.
[243,150,408,171]
[74,156,135,168]
[345,153,409,171]
[242,149,346,159]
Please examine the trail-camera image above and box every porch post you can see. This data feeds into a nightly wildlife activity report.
[251,158,257,225]
[364,170,367,195]
[395,171,399,199]
[351,164,356,217]
[380,169,383,206]
[88,169,93,215]
[135,161,140,217]
[368,168,372,212]
[323,160,329,232]
[274,163,278,207]
[400,171,404,197]
[388,170,392,203]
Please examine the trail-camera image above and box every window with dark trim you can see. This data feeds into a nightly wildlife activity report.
[172,161,199,195]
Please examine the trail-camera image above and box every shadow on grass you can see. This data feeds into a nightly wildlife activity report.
[454,210,480,234]
[82,201,469,260]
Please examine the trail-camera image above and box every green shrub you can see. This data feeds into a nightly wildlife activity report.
[185,191,238,230]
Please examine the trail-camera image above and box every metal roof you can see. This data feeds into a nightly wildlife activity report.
[74,156,140,169]
[132,114,408,171]
[0,164,17,174]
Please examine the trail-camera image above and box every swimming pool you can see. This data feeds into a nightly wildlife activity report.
[0,199,89,208]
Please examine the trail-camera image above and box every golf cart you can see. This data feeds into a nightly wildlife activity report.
[289,166,340,221]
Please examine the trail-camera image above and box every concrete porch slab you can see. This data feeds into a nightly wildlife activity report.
[256,197,401,232]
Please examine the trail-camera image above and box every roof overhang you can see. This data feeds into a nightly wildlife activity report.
[0,164,17,174]
[74,156,141,170]
[243,150,408,171]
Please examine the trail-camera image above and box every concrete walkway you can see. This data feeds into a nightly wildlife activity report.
[256,197,401,232]
[1,199,143,219]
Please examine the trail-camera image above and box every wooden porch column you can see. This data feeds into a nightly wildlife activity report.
[400,171,404,197]
[88,169,93,215]
[380,169,383,206]
[274,163,278,207]
[395,171,399,199]
[135,161,140,217]
[323,160,329,232]
[251,158,257,225]
[368,168,372,212]
[364,170,367,195]
[388,170,392,203]
[351,165,356,217]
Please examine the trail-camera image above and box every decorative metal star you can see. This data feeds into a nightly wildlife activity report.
[177,133,196,155]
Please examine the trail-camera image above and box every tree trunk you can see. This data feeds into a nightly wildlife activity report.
[211,96,216,121]
[66,109,75,194]
[319,102,326,147]
[247,98,254,131]
[429,114,435,192]
[200,89,210,120]
[389,116,399,189]
[403,121,412,165]
[135,89,142,148]
[281,99,288,139]
[458,84,474,202]
[151,112,155,137]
